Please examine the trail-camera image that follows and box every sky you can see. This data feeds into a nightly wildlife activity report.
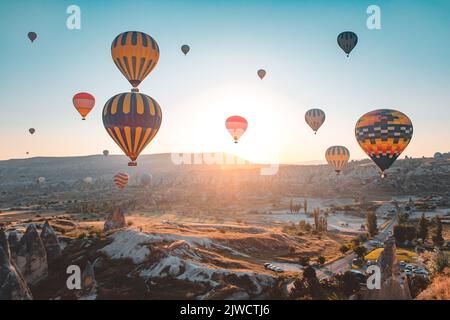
[0,0,449,164]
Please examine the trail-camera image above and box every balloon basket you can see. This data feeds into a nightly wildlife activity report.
[131,87,139,93]
[128,161,137,167]
[234,141,238,144]
[82,118,86,120]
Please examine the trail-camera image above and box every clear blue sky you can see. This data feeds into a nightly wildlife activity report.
[1,0,449,163]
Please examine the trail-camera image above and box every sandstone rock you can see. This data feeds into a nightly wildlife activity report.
[365,237,412,300]
[104,207,126,232]
[40,221,61,265]
[0,232,32,300]
[7,231,20,260]
[0,228,10,260]
[15,224,48,286]
[79,261,97,300]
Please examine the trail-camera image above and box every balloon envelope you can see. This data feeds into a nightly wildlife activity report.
[305,109,326,133]
[28,32,37,42]
[103,92,162,166]
[73,92,95,120]
[355,109,413,176]
[114,172,129,189]
[84,177,93,184]
[337,31,358,56]
[325,146,350,175]
[111,31,160,89]
[225,116,248,143]
[103,150,109,156]
[181,45,190,55]
[257,69,266,80]
[140,173,152,187]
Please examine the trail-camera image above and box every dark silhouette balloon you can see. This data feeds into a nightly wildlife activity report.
[337,31,358,57]
[257,69,266,80]
[181,45,190,55]
[28,32,37,42]
[29,128,35,135]
[103,150,109,156]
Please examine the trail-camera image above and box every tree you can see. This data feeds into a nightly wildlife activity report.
[432,217,444,247]
[339,244,349,254]
[417,213,428,241]
[317,256,326,265]
[393,224,417,244]
[366,211,378,237]
[298,256,310,266]
[335,271,361,297]
[428,247,449,274]
[353,246,367,259]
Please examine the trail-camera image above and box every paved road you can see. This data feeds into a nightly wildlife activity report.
[316,211,399,279]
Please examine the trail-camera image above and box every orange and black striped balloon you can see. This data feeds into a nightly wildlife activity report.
[325,146,350,175]
[111,31,160,89]
[114,172,129,189]
[103,92,162,166]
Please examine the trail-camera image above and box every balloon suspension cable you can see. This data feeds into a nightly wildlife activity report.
[128,161,137,167]
[131,87,139,93]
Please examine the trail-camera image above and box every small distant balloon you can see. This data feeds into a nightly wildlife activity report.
[37,177,45,185]
[325,146,350,175]
[114,172,129,190]
[140,173,152,187]
[73,92,95,120]
[337,31,358,57]
[29,128,35,135]
[84,177,93,184]
[28,32,37,43]
[103,150,109,157]
[305,109,326,134]
[225,116,248,143]
[181,44,190,55]
[257,69,266,80]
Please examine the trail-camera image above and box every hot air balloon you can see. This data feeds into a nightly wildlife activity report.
[36,177,45,185]
[84,177,93,184]
[103,92,162,166]
[257,69,266,80]
[337,31,358,57]
[325,146,350,175]
[28,32,37,43]
[103,150,109,157]
[29,128,35,135]
[355,109,413,178]
[114,172,129,189]
[181,45,190,55]
[225,116,248,143]
[111,31,160,91]
[73,92,95,120]
[140,173,152,187]
[305,109,326,134]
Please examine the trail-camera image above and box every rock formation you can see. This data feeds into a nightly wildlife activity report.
[7,231,20,260]
[40,221,61,265]
[14,224,48,286]
[78,261,98,300]
[365,237,412,300]
[104,207,127,232]
[0,229,32,300]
